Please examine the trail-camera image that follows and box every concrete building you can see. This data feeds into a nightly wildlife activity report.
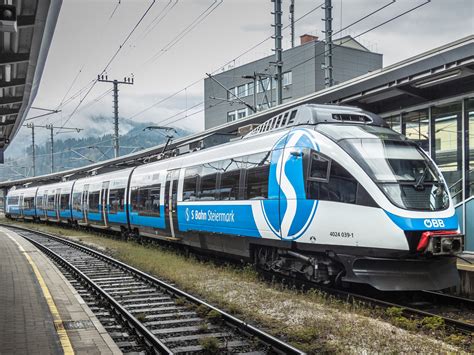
[204,35,382,129]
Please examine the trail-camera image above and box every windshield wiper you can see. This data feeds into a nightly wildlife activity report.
[414,167,428,190]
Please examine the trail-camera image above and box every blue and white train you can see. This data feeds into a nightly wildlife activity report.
[5,104,464,291]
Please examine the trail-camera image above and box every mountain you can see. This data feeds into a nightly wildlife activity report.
[1,119,192,180]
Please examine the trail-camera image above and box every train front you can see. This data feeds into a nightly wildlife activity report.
[314,123,463,291]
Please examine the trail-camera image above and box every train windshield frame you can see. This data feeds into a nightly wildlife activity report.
[316,124,450,211]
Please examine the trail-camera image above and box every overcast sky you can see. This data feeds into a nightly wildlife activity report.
[10,0,474,155]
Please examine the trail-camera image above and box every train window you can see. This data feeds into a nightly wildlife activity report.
[308,153,330,182]
[109,188,126,214]
[72,192,81,211]
[24,197,34,209]
[244,152,271,200]
[60,194,70,210]
[198,164,219,200]
[8,196,19,205]
[47,195,55,210]
[36,196,43,209]
[131,185,161,216]
[183,166,201,201]
[218,159,242,200]
[88,191,100,213]
[307,159,357,204]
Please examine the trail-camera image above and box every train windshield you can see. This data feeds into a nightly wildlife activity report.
[316,124,449,211]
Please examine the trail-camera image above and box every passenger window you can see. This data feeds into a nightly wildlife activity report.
[72,192,81,211]
[244,152,271,200]
[218,159,242,200]
[183,166,200,201]
[131,185,161,216]
[109,188,125,213]
[47,195,55,210]
[88,191,100,213]
[60,194,70,210]
[36,196,43,209]
[199,164,220,200]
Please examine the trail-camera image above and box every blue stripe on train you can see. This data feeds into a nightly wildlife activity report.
[177,204,261,237]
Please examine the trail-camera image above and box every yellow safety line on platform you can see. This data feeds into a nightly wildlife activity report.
[458,262,474,272]
[3,230,75,355]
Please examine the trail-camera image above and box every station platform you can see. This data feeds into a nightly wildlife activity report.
[455,252,474,298]
[0,227,121,354]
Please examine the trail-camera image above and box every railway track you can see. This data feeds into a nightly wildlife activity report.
[2,224,303,355]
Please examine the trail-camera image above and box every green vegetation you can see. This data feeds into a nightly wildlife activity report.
[198,336,220,353]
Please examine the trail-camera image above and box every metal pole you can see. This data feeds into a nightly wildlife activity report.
[113,80,119,158]
[324,0,333,87]
[290,0,295,48]
[97,75,134,159]
[461,99,466,234]
[272,0,283,105]
[26,123,36,176]
[253,74,257,112]
[46,124,54,173]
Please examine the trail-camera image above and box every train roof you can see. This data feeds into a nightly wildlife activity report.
[243,104,387,139]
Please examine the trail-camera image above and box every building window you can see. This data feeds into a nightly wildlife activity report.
[237,84,247,98]
[227,111,236,122]
[282,71,292,86]
[385,114,401,133]
[258,78,271,93]
[433,102,462,198]
[227,87,236,100]
[237,108,247,119]
[247,82,254,96]
[402,109,429,152]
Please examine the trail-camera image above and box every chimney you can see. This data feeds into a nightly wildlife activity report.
[300,34,318,45]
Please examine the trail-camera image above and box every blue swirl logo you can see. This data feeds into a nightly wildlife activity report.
[260,129,319,240]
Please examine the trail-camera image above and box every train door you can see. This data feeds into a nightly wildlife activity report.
[164,170,180,238]
[101,181,109,227]
[82,184,89,224]
[43,190,48,219]
[19,194,24,218]
[55,189,61,221]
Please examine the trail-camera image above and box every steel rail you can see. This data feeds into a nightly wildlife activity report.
[1,223,305,355]
[15,229,173,354]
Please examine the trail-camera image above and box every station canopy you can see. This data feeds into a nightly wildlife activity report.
[0,0,62,157]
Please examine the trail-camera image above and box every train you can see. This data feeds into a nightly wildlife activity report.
[5,104,464,291]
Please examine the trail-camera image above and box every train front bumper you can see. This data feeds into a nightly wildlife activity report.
[339,255,460,291]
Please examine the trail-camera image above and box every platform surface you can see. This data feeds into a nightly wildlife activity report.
[0,227,121,354]
[457,252,474,272]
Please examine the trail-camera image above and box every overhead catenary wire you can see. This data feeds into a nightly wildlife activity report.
[56,0,157,133]
[147,0,223,63]
[129,2,325,121]
[140,0,179,40]
[287,0,431,72]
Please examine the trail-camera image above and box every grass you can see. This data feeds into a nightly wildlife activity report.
[2,218,470,354]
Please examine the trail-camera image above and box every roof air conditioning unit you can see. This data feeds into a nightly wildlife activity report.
[0,5,17,33]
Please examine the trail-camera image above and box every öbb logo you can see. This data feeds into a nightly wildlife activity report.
[423,218,445,228]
